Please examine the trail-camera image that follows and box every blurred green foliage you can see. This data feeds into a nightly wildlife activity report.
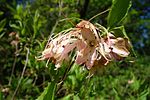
[0,0,150,100]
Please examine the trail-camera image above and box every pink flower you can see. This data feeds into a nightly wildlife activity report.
[103,33,130,60]
[38,20,130,70]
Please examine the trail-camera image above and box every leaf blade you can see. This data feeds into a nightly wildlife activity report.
[37,82,56,100]
[107,0,131,28]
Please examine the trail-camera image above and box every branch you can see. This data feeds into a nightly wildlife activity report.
[80,0,90,18]
[11,48,29,100]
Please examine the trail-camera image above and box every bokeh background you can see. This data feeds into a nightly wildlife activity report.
[0,0,150,99]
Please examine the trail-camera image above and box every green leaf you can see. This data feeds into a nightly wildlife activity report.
[59,94,74,100]
[0,11,4,16]
[17,5,23,15]
[9,21,22,30]
[107,0,131,28]
[110,26,129,38]
[37,82,56,100]
[0,19,6,33]
[33,10,40,38]
[138,89,149,100]
[73,95,80,100]
[0,91,3,100]
[0,32,5,39]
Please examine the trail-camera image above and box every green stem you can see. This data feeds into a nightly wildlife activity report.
[89,9,110,21]
[56,60,75,94]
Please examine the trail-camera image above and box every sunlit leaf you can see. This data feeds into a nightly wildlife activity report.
[0,32,5,39]
[37,82,56,100]
[0,19,6,33]
[59,94,74,100]
[0,11,4,16]
[107,0,132,28]
[0,92,3,100]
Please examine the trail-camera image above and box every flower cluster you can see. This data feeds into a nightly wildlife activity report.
[38,20,130,70]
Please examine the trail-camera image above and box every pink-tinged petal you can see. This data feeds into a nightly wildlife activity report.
[42,45,54,59]
[85,50,97,69]
[89,24,100,40]
[109,52,123,61]
[89,56,109,74]
[53,46,64,59]
[59,39,78,60]
[76,20,88,28]
[103,42,111,53]
[91,50,98,63]
[97,43,111,61]
[75,53,86,65]
[76,20,98,47]
[85,61,92,69]
[110,38,130,57]
[76,40,86,51]
[75,45,92,65]
[111,47,129,57]
[108,33,115,39]
[76,45,97,69]
[55,63,61,70]
[80,28,98,47]
[81,28,95,41]
[104,34,130,58]
[42,50,53,59]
